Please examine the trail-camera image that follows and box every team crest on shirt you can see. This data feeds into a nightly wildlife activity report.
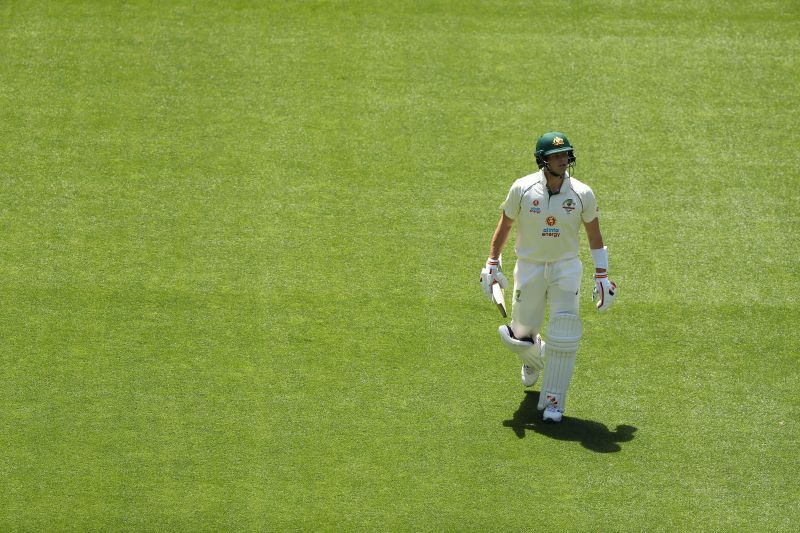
[562,198,576,213]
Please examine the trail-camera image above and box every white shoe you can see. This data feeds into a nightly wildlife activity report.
[521,365,539,387]
[543,406,563,423]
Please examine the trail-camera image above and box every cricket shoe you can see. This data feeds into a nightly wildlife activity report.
[542,406,563,423]
[521,365,539,387]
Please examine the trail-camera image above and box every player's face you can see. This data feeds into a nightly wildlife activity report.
[546,152,570,176]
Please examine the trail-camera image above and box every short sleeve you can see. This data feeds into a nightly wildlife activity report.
[500,182,522,220]
[581,187,599,223]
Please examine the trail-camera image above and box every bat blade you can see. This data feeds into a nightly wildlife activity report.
[491,283,507,317]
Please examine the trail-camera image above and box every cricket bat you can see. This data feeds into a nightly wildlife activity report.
[491,254,507,317]
[491,282,507,318]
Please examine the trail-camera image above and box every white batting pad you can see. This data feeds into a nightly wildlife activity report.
[498,325,544,370]
[543,313,582,352]
[537,351,576,412]
[538,314,582,412]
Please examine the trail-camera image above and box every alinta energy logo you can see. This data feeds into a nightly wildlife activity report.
[542,216,560,238]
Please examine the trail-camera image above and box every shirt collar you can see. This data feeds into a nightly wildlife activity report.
[539,170,570,193]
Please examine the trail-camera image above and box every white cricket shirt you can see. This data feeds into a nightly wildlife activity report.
[500,170,599,262]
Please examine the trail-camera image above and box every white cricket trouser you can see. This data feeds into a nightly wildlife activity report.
[510,257,582,339]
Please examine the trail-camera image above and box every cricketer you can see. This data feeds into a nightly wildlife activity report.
[480,132,617,423]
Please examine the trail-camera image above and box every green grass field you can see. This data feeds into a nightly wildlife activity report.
[1,0,798,530]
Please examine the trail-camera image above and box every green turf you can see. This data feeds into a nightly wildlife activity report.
[1,0,798,530]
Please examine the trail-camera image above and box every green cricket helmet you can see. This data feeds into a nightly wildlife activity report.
[535,131,576,169]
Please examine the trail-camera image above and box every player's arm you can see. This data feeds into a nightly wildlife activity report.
[480,212,514,299]
[583,217,617,311]
[583,217,605,273]
[490,212,515,259]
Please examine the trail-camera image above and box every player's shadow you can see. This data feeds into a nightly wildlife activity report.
[502,391,637,453]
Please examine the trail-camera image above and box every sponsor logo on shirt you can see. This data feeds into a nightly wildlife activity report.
[530,198,541,213]
[562,199,576,213]
[543,216,559,237]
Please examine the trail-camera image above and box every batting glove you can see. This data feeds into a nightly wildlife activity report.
[592,273,617,312]
[480,257,508,300]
